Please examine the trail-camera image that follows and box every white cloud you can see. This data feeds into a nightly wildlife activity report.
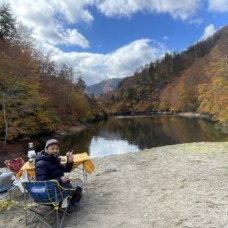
[51,39,168,85]
[55,0,94,24]
[7,0,203,51]
[105,39,167,75]
[3,0,201,85]
[96,0,201,20]
[64,29,89,47]
[6,0,203,23]
[200,24,217,41]
[208,0,228,12]
[8,0,91,48]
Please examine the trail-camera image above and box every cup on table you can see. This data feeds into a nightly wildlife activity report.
[59,156,67,163]
[66,151,74,163]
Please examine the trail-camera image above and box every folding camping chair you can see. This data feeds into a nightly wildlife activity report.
[5,157,25,174]
[0,172,15,200]
[4,158,26,195]
[23,180,75,228]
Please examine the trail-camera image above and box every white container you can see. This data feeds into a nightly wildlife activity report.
[28,142,36,160]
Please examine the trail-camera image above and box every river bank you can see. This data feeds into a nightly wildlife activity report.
[116,111,212,120]
[0,111,219,165]
[1,142,228,228]
[54,125,88,136]
[0,124,88,167]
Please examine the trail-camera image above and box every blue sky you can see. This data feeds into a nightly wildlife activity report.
[3,0,228,85]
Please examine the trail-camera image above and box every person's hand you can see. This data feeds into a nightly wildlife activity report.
[66,150,74,163]
[61,175,70,183]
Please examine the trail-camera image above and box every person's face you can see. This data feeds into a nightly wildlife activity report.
[45,144,59,157]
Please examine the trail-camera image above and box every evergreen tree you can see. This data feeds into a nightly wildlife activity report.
[0,3,16,40]
[76,73,86,91]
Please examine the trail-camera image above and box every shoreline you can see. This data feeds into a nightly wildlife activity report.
[174,111,211,119]
[0,124,88,167]
[113,111,212,120]
[0,112,223,167]
[54,124,88,136]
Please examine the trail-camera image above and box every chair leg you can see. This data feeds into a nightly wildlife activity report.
[25,204,72,228]
[28,205,53,228]
[24,189,28,226]
[59,199,71,228]
[8,186,16,201]
[59,209,66,228]
[83,168,88,196]
[56,207,59,228]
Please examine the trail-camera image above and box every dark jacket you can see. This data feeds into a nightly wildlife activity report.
[35,151,73,188]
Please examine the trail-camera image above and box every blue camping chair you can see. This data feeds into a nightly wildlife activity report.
[0,172,15,200]
[23,180,75,228]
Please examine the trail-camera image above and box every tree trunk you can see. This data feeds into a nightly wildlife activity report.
[2,94,8,144]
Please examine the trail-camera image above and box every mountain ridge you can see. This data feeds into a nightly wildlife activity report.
[102,25,228,132]
[86,78,122,96]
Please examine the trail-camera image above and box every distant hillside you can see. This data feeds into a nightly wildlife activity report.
[86,78,122,96]
[103,25,228,132]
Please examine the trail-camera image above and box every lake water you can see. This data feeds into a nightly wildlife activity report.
[60,115,228,158]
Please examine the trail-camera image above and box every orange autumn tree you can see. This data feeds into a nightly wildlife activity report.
[39,61,92,128]
[198,77,228,132]
[0,19,55,142]
[0,41,55,142]
[198,44,228,133]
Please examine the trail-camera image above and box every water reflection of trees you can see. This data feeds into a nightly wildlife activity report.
[95,116,228,150]
[62,115,228,154]
[61,130,95,155]
[97,116,177,150]
[159,116,227,144]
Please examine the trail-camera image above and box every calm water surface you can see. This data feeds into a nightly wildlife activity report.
[61,115,228,158]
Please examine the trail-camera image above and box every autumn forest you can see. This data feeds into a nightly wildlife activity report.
[102,25,228,134]
[0,4,107,143]
[0,4,227,145]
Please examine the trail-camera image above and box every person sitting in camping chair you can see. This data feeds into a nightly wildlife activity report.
[35,139,83,213]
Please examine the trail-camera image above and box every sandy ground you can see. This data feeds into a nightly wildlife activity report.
[1,142,228,228]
